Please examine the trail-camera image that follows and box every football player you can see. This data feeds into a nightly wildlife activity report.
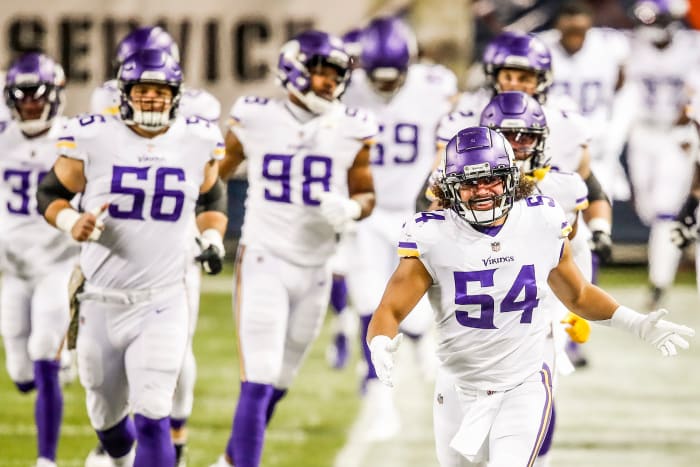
[88,25,222,466]
[538,0,631,201]
[37,49,227,467]
[340,16,457,440]
[210,30,376,467]
[368,126,694,467]
[622,0,700,308]
[0,52,77,467]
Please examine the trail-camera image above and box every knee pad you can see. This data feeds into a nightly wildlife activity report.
[28,330,63,361]
[131,387,173,420]
[3,338,33,383]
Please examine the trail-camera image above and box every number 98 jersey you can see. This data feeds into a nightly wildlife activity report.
[229,96,377,267]
[398,199,569,391]
[57,114,224,289]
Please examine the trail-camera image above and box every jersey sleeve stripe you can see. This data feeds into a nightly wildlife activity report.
[560,221,572,238]
[397,241,420,257]
[56,140,77,149]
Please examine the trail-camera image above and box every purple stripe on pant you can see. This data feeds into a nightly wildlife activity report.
[526,363,553,467]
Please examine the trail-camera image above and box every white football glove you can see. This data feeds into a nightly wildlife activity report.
[610,307,695,356]
[318,191,362,233]
[369,333,403,387]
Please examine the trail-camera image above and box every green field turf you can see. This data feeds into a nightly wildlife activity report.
[0,265,696,466]
[0,290,361,467]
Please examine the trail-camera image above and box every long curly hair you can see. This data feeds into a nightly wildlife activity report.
[430,175,537,210]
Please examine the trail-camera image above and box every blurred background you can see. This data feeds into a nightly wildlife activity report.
[2,0,698,259]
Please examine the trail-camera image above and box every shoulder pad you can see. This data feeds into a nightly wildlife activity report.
[180,88,221,122]
[397,210,447,257]
[229,95,273,127]
[338,106,378,141]
[522,196,571,239]
[182,115,224,143]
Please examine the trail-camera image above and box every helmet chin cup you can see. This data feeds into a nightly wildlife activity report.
[288,85,338,115]
[17,118,52,135]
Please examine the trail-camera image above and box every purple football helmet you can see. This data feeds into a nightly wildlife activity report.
[480,91,549,177]
[277,30,351,114]
[483,32,552,102]
[4,52,65,135]
[633,0,688,24]
[115,26,180,66]
[632,0,687,43]
[360,17,418,79]
[117,48,183,131]
[438,126,519,225]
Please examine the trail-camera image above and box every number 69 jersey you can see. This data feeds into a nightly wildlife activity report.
[398,199,570,391]
[57,114,224,290]
[230,96,377,267]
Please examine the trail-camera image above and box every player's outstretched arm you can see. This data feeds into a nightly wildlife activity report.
[367,257,432,386]
[548,240,695,356]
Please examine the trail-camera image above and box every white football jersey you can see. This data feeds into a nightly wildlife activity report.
[57,114,224,289]
[625,29,700,127]
[0,117,79,278]
[230,97,377,267]
[90,79,222,122]
[342,64,457,211]
[436,90,589,173]
[398,200,570,391]
[540,28,629,125]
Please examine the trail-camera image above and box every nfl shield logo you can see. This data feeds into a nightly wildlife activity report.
[491,242,501,252]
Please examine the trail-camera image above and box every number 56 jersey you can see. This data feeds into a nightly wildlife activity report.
[399,199,570,391]
[230,97,377,267]
[57,114,224,290]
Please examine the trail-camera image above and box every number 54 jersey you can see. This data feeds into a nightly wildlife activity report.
[230,97,377,267]
[399,199,570,392]
[57,114,224,290]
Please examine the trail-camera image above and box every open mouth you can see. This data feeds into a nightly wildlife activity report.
[469,197,495,210]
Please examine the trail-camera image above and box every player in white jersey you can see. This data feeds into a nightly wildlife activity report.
[37,49,227,467]
[367,126,694,467]
[210,30,376,467]
[86,26,221,466]
[480,91,591,466]
[538,1,631,201]
[0,52,77,467]
[339,16,457,439]
[622,0,700,308]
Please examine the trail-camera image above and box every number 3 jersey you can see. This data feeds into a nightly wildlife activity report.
[398,200,570,391]
[57,114,224,289]
[0,117,79,278]
[229,97,377,267]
